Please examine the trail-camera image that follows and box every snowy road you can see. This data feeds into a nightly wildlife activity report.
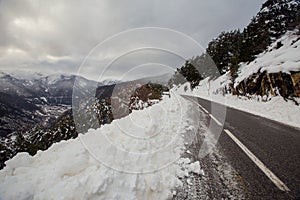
[182,95,300,199]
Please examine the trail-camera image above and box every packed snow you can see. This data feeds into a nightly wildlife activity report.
[0,93,203,199]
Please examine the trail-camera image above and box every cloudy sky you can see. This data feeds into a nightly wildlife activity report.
[0,0,263,81]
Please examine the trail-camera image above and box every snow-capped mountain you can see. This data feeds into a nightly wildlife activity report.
[0,71,100,168]
[0,72,99,104]
[0,71,103,139]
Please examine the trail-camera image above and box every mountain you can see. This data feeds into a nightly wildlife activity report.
[0,71,106,168]
[0,92,40,137]
[0,72,99,136]
[205,0,300,75]
[0,72,100,104]
[173,0,300,101]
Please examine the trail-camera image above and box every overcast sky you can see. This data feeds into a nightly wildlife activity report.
[0,0,264,81]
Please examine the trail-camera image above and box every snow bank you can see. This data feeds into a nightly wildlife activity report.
[175,79,300,128]
[0,93,202,200]
[175,158,203,178]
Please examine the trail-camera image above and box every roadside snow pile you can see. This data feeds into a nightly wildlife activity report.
[0,93,202,200]
[175,78,300,128]
[235,30,300,86]
[176,158,203,178]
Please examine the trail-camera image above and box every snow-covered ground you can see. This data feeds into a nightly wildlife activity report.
[0,93,203,200]
[175,74,300,129]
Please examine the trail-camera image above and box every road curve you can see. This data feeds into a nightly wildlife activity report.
[182,95,300,199]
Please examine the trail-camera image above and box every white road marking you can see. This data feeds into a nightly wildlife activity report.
[200,106,209,114]
[224,129,290,192]
[184,96,209,114]
[190,98,222,125]
[188,96,291,192]
[209,114,222,126]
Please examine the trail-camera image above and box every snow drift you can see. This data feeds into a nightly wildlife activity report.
[0,94,202,199]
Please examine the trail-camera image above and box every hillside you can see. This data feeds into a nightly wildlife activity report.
[174,30,300,128]
[234,30,300,99]
[173,0,300,102]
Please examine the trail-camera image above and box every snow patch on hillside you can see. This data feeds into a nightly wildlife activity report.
[235,30,300,87]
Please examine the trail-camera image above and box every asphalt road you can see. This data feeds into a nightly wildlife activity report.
[182,95,300,199]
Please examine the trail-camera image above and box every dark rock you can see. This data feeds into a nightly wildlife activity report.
[235,71,299,100]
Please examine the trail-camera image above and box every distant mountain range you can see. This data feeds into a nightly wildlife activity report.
[0,71,124,136]
[0,71,120,168]
[0,70,173,138]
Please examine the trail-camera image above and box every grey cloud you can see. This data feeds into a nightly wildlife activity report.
[0,0,263,80]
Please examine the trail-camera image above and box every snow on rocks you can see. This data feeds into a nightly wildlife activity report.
[235,30,300,86]
[187,161,201,175]
[176,158,203,178]
[0,92,202,200]
[175,81,300,128]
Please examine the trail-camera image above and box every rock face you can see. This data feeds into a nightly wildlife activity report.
[291,71,300,96]
[235,71,300,99]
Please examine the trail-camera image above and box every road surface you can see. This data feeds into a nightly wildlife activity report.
[182,95,300,199]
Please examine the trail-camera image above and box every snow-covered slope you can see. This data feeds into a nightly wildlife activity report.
[235,30,300,86]
[0,94,201,199]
